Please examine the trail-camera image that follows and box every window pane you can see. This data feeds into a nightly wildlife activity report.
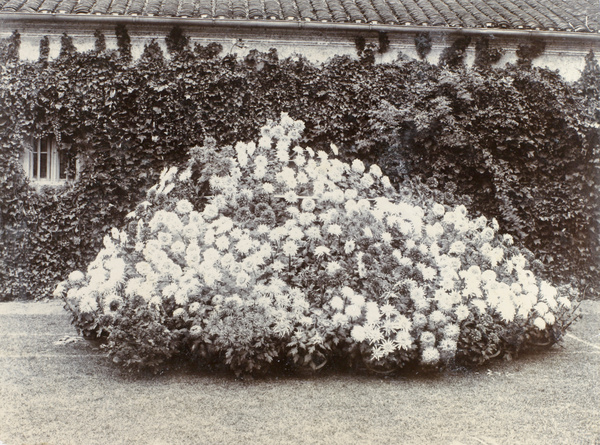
[40,151,47,178]
[33,144,38,179]
[59,151,68,179]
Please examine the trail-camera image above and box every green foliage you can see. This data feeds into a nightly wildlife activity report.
[59,33,77,59]
[0,31,20,65]
[94,30,106,54]
[414,32,432,60]
[438,36,471,69]
[516,40,546,68]
[115,24,132,63]
[165,26,190,56]
[0,26,598,304]
[473,36,504,69]
[38,36,50,63]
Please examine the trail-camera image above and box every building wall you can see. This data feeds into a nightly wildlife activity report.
[2,19,599,81]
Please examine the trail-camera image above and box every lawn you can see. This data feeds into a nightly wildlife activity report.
[0,300,598,445]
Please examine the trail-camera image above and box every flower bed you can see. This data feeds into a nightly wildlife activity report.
[56,114,576,375]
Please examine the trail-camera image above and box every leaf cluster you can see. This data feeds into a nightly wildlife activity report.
[0,28,598,301]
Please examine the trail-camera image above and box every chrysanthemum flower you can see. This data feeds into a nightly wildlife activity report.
[282,240,299,256]
[421,347,441,366]
[346,304,362,319]
[330,296,345,311]
[533,317,547,330]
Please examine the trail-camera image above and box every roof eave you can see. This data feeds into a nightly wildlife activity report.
[1,12,600,42]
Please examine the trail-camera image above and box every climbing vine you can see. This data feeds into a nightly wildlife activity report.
[0,27,598,301]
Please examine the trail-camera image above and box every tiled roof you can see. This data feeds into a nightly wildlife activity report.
[1,0,599,32]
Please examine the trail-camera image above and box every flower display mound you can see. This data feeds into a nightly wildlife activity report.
[56,114,576,376]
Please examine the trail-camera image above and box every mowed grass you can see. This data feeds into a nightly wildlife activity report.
[0,301,598,445]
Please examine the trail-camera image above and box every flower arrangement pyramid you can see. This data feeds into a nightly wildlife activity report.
[56,113,576,375]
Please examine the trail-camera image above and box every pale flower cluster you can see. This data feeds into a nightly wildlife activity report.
[57,113,573,370]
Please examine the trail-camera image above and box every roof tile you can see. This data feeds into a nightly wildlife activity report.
[19,0,44,11]
[89,0,111,14]
[385,0,412,23]
[0,0,598,33]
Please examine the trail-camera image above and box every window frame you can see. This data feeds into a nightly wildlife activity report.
[22,136,73,185]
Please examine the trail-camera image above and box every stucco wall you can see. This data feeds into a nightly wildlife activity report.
[2,19,599,81]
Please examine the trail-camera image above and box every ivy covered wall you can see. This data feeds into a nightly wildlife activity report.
[0,27,599,300]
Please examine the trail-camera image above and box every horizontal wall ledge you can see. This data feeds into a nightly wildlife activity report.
[1,12,600,42]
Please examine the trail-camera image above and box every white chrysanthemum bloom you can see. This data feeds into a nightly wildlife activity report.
[432,203,445,217]
[343,240,356,254]
[68,270,86,284]
[343,188,358,201]
[380,303,396,318]
[173,307,186,318]
[395,330,413,350]
[497,297,516,322]
[351,325,367,342]
[421,347,441,366]
[258,135,272,149]
[327,224,342,236]
[214,235,229,251]
[53,282,67,298]
[306,226,321,240]
[340,286,354,299]
[174,289,190,306]
[189,302,201,314]
[439,338,457,355]
[135,261,153,277]
[471,299,487,313]
[429,310,447,326]
[533,317,547,330]
[236,272,251,287]
[416,263,436,281]
[79,296,98,313]
[254,154,268,167]
[330,296,345,311]
[449,241,466,256]
[286,227,303,241]
[282,240,299,256]
[412,313,428,329]
[534,302,549,316]
[543,312,556,325]
[557,296,572,309]
[277,167,297,190]
[297,212,316,226]
[443,323,460,339]
[203,204,219,220]
[161,282,178,298]
[365,302,380,324]
[346,304,362,319]
[262,182,275,194]
[284,191,298,203]
[351,159,365,174]
[368,163,382,178]
[169,240,185,255]
[380,232,393,244]
[360,173,375,189]
[175,199,193,215]
[420,331,436,347]
[326,261,342,275]
[314,246,330,257]
[301,198,316,213]
[434,290,454,313]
